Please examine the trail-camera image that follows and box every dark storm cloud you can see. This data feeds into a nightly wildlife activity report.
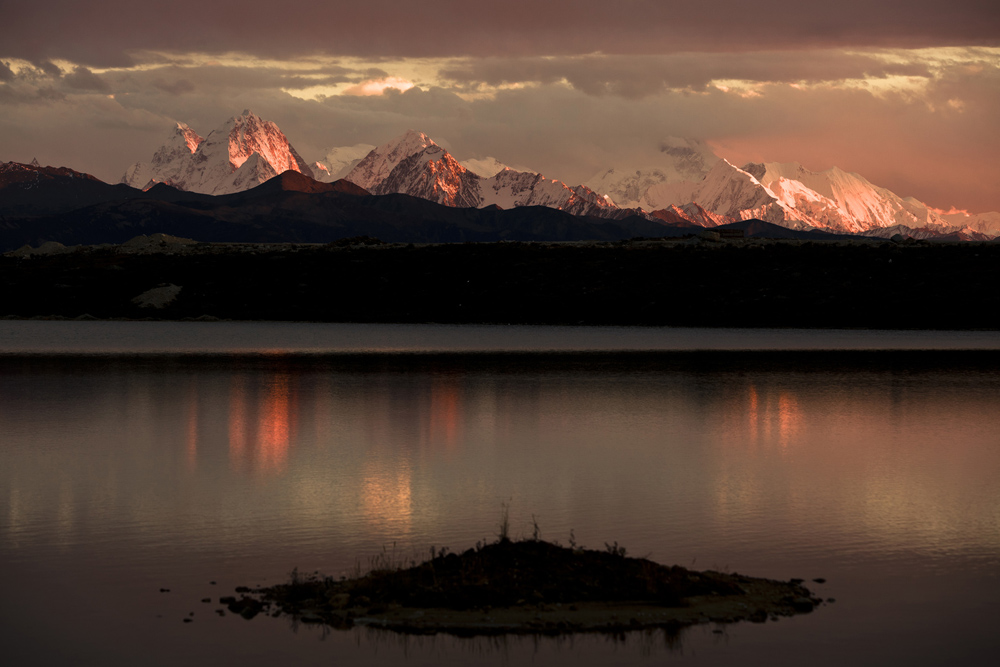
[439,52,933,97]
[35,87,66,101]
[106,64,367,99]
[36,61,63,77]
[1,1,997,66]
[152,77,196,95]
[63,66,111,92]
[0,61,15,82]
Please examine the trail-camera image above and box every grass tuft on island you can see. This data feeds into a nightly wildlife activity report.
[223,535,824,636]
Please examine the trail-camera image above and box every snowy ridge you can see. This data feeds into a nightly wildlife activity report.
[460,157,513,178]
[642,160,803,227]
[214,153,279,195]
[929,208,1000,237]
[750,162,955,234]
[120,111,313,195]
[345,131,638,219]
[481,169,623,217]
[639,159,999,237]
[368,144,483,208]
[121,122,204,192]
[649,203,731,228]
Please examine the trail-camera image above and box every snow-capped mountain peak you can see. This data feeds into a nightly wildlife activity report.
[113,112,997,238]
[121,110,312,195]
[196,110,313,183]
[345,130,438,191]
[746,161,959,234]
[459,157,513,178]
[121,122,206,192]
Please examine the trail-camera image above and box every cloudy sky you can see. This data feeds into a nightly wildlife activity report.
[1,1,998,212]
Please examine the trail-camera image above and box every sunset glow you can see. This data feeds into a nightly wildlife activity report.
[0,2,996,213]
[343,76,415,96]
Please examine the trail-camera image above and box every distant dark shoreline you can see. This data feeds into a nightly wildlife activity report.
[3,351,1000,379]
[2,238,998,329]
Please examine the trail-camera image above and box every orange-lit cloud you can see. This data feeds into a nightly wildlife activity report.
[343,76,415,96]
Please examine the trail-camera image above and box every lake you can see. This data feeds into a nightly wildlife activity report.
[1,322,998,665]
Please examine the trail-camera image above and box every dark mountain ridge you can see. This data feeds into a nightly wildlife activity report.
[0,161,700,250]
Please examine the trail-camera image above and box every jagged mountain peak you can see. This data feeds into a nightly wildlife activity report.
[383,129,439,160]
[121,110,313,195]
[204,110,311,175]
[172,122,204,154]
[343,131,639,220]
[345,130,440,191]
[371,129,438,160]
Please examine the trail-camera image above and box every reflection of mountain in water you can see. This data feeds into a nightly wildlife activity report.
[226,372,297,476]
[2,355,999,566]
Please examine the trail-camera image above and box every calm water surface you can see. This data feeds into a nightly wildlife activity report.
[1,322,999,665]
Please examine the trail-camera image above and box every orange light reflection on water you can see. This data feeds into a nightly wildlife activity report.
[227,373,295,475]
[736,383,803,451]
[259,374,293,472]
[427,377,462,450]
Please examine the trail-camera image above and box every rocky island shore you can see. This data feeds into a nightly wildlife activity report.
[221,536,824,636]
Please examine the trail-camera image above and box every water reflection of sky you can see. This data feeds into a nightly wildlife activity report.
[2,355,999,665]
[2,358,998,572]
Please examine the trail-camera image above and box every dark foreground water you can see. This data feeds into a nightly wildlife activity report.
[1,323,999,665]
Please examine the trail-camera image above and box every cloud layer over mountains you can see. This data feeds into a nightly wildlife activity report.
[1,2,998,213]
[3,2,997,66]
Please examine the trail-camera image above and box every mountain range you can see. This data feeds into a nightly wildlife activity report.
[2,109,996,245]
[137,110,998,238]
[1,162,714,251]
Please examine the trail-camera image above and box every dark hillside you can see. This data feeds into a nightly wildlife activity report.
[2,238,997,329]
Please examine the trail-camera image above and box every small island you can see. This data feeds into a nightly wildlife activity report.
[222,535,824,636]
